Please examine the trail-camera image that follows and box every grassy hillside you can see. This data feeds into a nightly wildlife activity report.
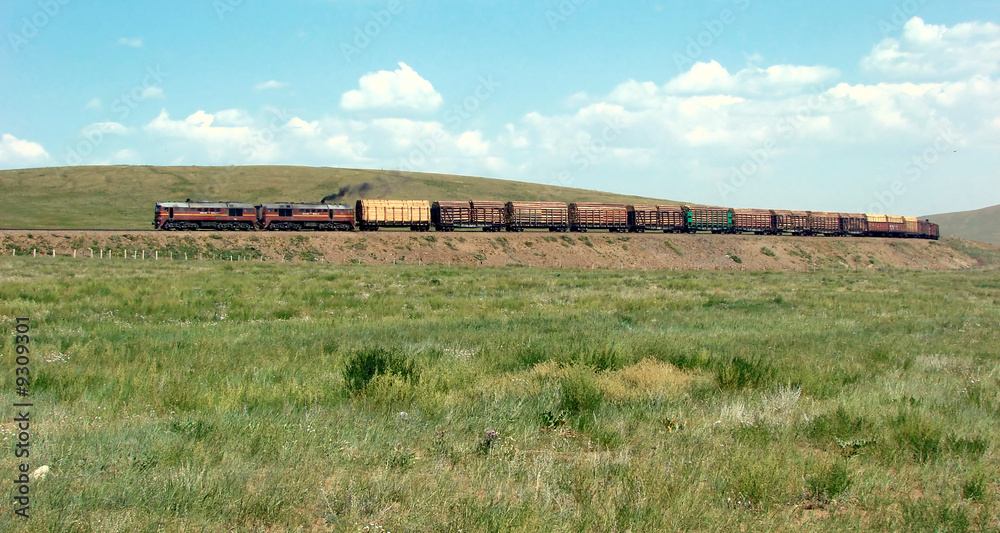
[927,204,1000,245]
[0,166,674,229]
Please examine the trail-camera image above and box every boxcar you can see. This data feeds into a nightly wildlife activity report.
[685,205,732,233]
[903,216,920,237]
[840,213,867,236]
[569,203,628,232]
[506,201,569,232]
[257,202,354,231]
[731,208,774,234]
[809,211,842,236]
[356,199,431,231]
[154,201,256,230]
[772,210,810,235]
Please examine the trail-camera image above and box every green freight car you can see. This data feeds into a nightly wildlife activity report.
[684,205,732,233]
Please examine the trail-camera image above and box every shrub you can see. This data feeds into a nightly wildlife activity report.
[760,246,776,258]
[342,347,418,393]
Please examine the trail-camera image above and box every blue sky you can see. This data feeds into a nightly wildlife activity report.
[2,1,999,215]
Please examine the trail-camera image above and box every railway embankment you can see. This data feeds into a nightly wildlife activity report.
[1,230,991,271]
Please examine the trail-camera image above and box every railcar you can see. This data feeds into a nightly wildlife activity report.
[356,199,431,231]
[731,208,775,235]
[865,213,890,236]
[153,201,256,230]
[257,203,354,231]
[809,212,842,236]
[685,205,731,233]
[772,210,810,235]
[886,215,907,237]
[569,203,628,232]
[918,219,940,240]
[840,213,868,236]
[627,205,686,233]
[432,200,506,231]
[506,201,569,232]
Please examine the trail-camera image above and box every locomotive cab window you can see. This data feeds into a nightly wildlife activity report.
[278,208,293,217]
[229,208,242,216]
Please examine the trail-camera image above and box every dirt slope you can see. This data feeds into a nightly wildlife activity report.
[0,230,981,271]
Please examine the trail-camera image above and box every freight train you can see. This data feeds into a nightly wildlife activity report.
[153,200,940,239]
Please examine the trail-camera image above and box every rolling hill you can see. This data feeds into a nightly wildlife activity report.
[0,166,675,229]
[927,203,1000,245]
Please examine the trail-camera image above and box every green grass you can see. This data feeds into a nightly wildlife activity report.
[1,258,998,531]
[0,166,674,229]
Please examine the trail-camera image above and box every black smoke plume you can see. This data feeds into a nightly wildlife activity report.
[321,182,373,203]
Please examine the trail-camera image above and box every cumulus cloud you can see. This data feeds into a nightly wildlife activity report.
[341,62,443,112]
[254,80,289,92]
[0,134,50,167]
[661,61,840,97]
[285,117,321,137]
[862,17,1000,80]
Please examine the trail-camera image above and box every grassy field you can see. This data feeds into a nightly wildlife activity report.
[0,166,672,230]
[1,258,998,532]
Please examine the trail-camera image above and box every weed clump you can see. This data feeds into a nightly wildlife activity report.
[342,347,418,393]
[805,461,852,504]
[714,354,776,391]
[560,366,603,413]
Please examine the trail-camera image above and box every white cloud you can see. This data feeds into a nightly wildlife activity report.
[456,131,490,156]
[341,62,443,112]
[144,110,254,161]
[254,80,289,92]
[285,117,321,137]
[83,122,131,135]
[0,134,50,167]
[324,135,369,163]
[862,17,1000,80]
[661,60,840,96]
[214,109,254,127]
[118,37,144,48]
[141,86,165,100]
